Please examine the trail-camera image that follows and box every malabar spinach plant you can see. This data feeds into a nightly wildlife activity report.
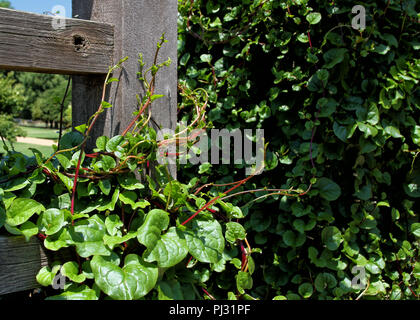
[0,35,260,300]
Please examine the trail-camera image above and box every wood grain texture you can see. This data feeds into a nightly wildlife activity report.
[0,236,73,295]
[71,1,178,178]
[0,7,114,75]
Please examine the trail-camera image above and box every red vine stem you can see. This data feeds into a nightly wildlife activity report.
[201,287,215,300]
[308,30,313,48]
[181,165,263,226]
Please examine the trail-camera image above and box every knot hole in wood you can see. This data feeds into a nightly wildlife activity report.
[73,34,89,52]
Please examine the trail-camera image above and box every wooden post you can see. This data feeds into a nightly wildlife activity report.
[71,0,178,178]
[0,236,74,295]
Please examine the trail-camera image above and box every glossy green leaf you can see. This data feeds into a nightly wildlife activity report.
[411,223,420,237]
[117,174,145,190]
[314,272,337,292]
[36,264,61,286]
[6,198,45,226]
[38,208,66,235]
[105,214,123,236]
[46,284,99,300]
[61,261,86,283]
[236,271,253,294]
[91,254,158,300]
[183,217,225,264]
[306,12,321,25]
[157,280,195,300]
[225,222,246,244]
[19,221,38,241]
[137,209,170,248]
[103,232,137,250]
[70,215,111,257]
[143,227,188,268]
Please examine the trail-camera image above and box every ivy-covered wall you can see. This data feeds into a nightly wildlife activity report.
[178,0,420,299]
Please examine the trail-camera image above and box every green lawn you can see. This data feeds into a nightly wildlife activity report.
[0,141,54,157]
[19,126,59,140]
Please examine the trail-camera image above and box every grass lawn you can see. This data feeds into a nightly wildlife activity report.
[19,126,59,140]
[0,141,54,157]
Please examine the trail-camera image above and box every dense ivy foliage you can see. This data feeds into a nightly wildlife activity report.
[177,0,419,299]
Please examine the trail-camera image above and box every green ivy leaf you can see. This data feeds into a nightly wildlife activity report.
[316,178,341,201]
[117,174,145,190]
[36,264,61,286]
[6,198,45,226]
[143,227,188,268]
[106,135,124,152]
[225,222,246,244]
[70,215,111,258]
[3,177,29,192]
[282,230,306,247]
[105,214,124,236]
[333,122,347,142]
[61,261,86,283]
[314,272,337,292]
[46,284,99,300]
[306,12,321,25]
[96,188,120,212]
[19,221,38,241]
[411,223,420,237]
[91,254,158,300]
[183,217,225,264]
[137,209,170,248]
[298,282,314,298]
[321,226,342,251]
[103,232,137,250]
[157,280,195,300]
[44,228,74,251]
[236,271,253,294]
[323,48,347,69]
[37,208,66,236]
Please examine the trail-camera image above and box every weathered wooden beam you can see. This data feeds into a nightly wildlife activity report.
[0,236,73,295]
[72,1,178,178]
[0,7,114,75]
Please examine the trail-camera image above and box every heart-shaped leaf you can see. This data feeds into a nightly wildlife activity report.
[70,215,111,257]
[321,226,343,251]
[38,208,66,235]
[36,264,61,286]
[6,198,45,226]
[182,217,225,264]
[105,214,124,236]
[61,261,86,283]
[137,209,170,248]
[91,254,158,300]
[225,222,246,244]
[316,177,341,201]
[143,227,188,268]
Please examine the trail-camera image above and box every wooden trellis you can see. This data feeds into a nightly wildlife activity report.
[0,0,177,296]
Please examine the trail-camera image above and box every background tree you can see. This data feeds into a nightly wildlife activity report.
[0,1,12,9]
[0,72,26,116]
[31,76,72,128]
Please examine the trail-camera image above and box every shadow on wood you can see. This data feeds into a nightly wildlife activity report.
[0,236,73,295]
